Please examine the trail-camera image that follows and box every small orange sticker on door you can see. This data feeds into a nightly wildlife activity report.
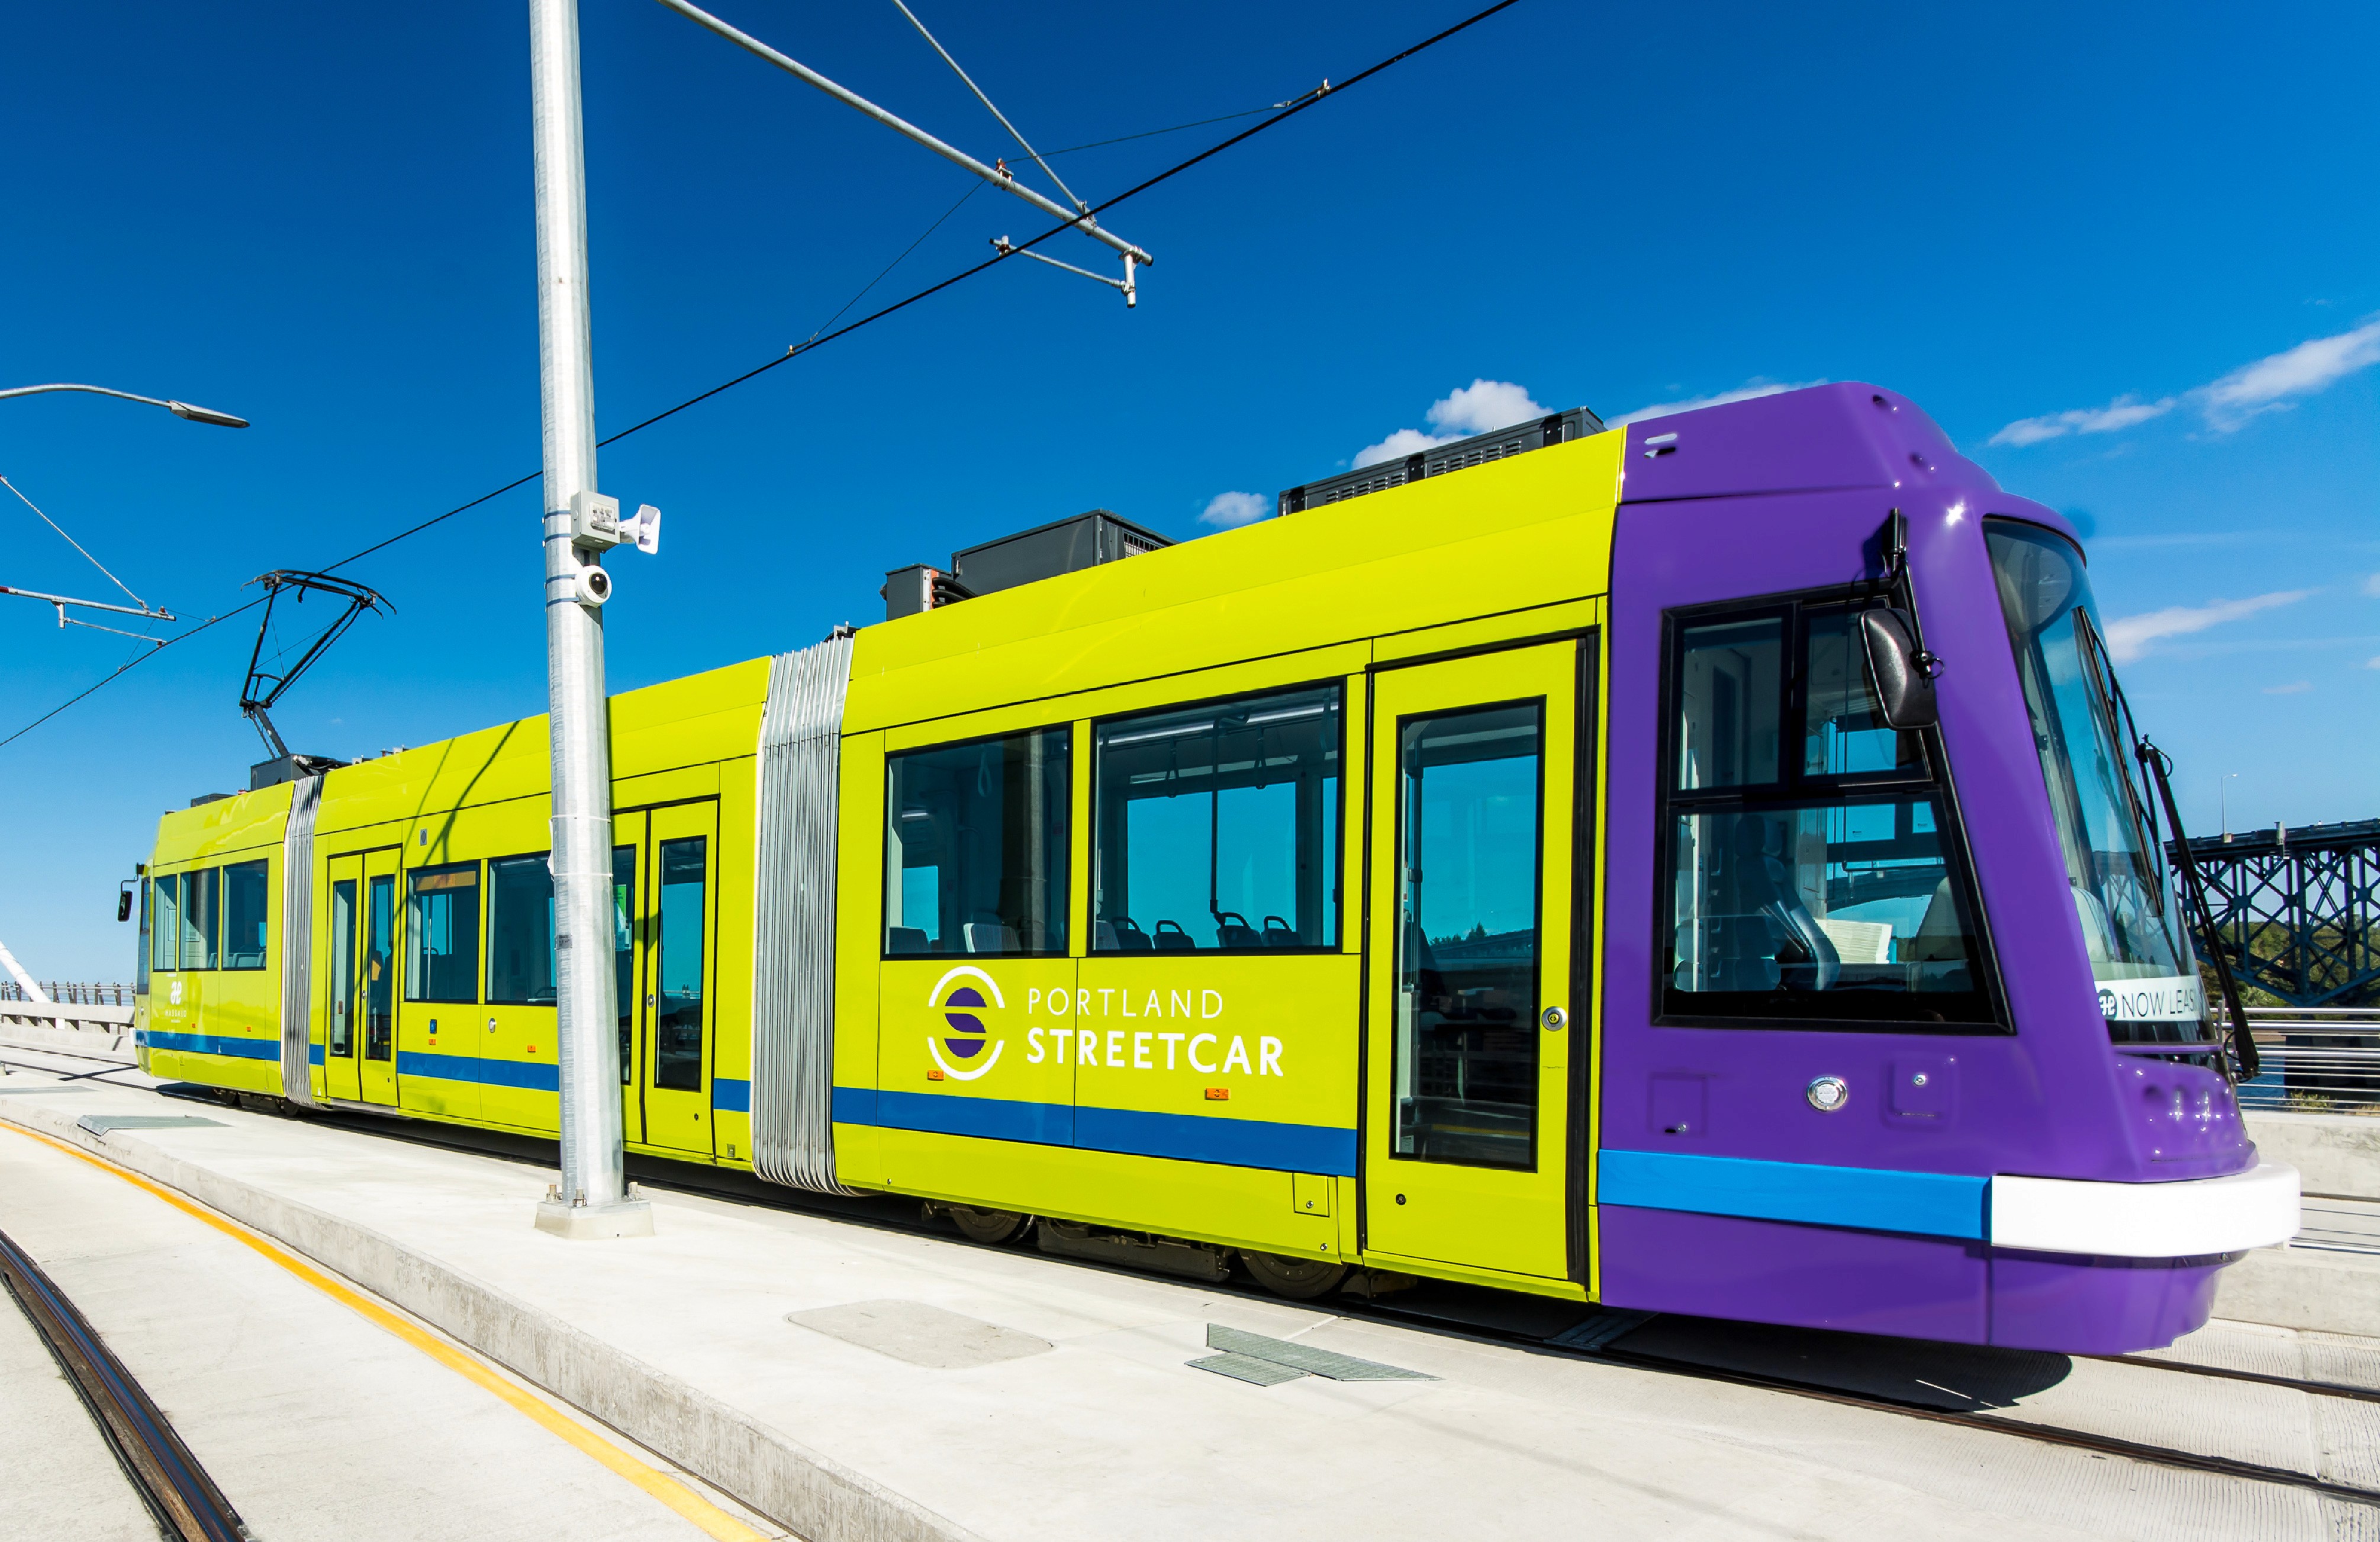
[927,1068,946,1081]
[1205,1087,1229,1101]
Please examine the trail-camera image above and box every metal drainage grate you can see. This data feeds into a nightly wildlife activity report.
[1188,1323,1437,1386]
[1189,1351,1307,1386]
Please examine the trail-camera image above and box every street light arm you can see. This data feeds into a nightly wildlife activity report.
[0,383,248,427]
[649,0,1152,267]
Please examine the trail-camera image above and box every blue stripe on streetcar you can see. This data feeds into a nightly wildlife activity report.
[712,1077,751,1113]
[1074,1105,1357,1176]
[136,1029,280,1061]
[394,1051,561,1092]
[838,1086,1357,1176]
[1597,1148,1988,1240]
[308,1042,325,1066]
[869,1089,1076,1146]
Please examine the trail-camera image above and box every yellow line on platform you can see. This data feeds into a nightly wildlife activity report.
[0,1118,769,1542]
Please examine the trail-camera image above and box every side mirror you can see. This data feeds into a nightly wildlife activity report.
[1859,607,1938,730]
[117,881,136,922]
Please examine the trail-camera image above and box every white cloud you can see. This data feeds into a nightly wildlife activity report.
[2368,655,2380,669]
[1197,490,1270,529]
[1992,316,2380,446]
[1353,379,1548,468]
[2361,572,2380,598]
[1426,379,1547,437]
[1989,395,2176,448]
[1352,427,1453,469]
[2201,318,2380,429]
[1610,379,1825,427]
[2262,681,2314,696]
[2102,590,2315,663]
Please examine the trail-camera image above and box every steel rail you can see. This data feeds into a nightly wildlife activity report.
[2092,1350,2380,1406]
[0,1224,252,1540]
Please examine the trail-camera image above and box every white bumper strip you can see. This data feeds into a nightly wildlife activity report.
[1989,1160,2301,1259]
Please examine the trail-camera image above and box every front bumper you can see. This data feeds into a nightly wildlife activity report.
[1989,1160,2301,1258]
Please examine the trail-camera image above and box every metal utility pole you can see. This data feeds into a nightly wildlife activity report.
[530,0,649,1240]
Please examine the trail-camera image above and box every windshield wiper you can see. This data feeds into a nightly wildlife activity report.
[2134,738,2260,1081]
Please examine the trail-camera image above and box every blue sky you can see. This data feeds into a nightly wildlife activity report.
[4,1,2374,980]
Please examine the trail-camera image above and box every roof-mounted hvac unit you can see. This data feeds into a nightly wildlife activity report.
[882,508,1171,621]
[1277,407,1604,517]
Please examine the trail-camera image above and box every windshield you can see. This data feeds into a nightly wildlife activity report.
[1985,520,2207,1036]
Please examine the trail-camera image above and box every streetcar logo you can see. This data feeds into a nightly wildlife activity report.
[926,965,1006,1082]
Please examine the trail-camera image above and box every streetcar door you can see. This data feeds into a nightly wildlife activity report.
[611,812,648,1148]
[322,852,363,1103]
[635,802,717,1157]
[1363,640,1587,1281]
[359,849,400,1108]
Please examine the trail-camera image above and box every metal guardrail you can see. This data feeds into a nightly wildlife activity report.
[2236,1007,2380,1116]
[0,981,135,1005]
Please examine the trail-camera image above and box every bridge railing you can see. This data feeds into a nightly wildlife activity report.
[2237,1007,2380,1116]
[0,981,136,1006]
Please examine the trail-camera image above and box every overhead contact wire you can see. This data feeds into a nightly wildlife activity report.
[0,0,1525,752]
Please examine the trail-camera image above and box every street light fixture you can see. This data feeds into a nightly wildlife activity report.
[0,380,234,636]
[0,382,248,428]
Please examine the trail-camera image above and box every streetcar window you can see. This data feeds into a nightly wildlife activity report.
[655,838,706,1092]
[1393,701,1542,1169]
[181,867,219,970]
[1802,610,1924,778]
[486,855,556,1005]
[152,874,181,973]
[1676,617,1782,789]
[329,879,357,1058]
[616,846,635,1086]
[1667,799,1985,1005]
[1660,596,1998,1029]
[884,728,1071,957]
[365,875,394,1061]
[222,859,270,970]
[1092,685,1341,952]
[405,863,481,1003]
[135,872,152,994]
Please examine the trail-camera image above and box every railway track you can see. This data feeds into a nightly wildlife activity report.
[137,1085,2380,1513]
[1358,1303,2380,1510]
[0,1222,252,1541]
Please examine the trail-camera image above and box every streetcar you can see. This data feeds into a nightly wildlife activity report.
[130,382,2299,1352]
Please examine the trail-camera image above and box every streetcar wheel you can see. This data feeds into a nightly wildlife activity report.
[1241,1251,1349,1300]
[946,1206,1028,1245]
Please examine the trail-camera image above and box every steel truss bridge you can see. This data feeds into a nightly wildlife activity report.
[2176,818,2380,1009]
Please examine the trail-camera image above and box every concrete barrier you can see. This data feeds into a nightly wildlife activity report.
[0,1098,981,1542]
[2246,1110,2380,1200]
[1,1021,135,1059]
[2212,1243,2380,1335]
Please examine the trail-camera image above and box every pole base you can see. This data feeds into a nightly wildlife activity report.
[534,1197,655,1241]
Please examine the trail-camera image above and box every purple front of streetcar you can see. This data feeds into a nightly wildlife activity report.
[1591,384,2260,1353]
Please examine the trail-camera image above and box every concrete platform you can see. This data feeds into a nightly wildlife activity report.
[0,1105,788,1540]
[1,1070,2374,1542]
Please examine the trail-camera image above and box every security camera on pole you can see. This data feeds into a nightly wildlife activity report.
[529,0,659,1240]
